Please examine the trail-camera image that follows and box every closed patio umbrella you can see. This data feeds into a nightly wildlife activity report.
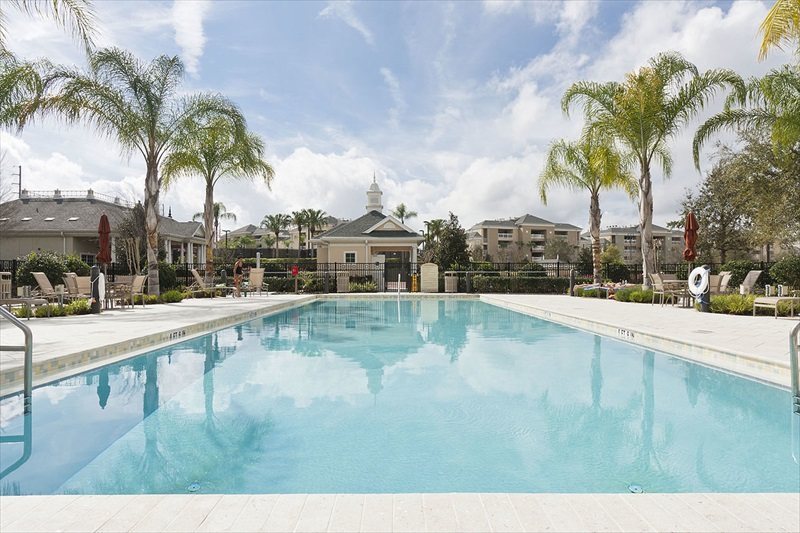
[682,211,699,261]
[97,213,112,267]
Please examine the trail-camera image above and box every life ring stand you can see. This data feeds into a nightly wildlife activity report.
[98,273,106,302]
[688,266,709,297]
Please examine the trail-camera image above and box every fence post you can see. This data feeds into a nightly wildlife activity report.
[557,260,560,278]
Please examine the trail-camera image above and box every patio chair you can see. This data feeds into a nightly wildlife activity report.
[650,273,680,306]
[247,268,267,296]
[709,271,732,295]
[0,272,11,300]
[125,274,148,308]
[63,273,90,298]
[738,270,762,295]
[31,272,61,303]
[190,268,233,296]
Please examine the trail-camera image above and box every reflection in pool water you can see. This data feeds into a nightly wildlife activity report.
[0,299,796,494]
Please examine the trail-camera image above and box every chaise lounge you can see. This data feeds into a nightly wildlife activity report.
[753,289,800,318]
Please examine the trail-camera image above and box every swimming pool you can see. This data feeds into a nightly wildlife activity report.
[0,298,796,495]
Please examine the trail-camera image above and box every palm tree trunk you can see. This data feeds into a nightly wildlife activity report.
[638,165,656,288]
[203,181,215,283]
[144,158,161,296]
[590,191,602,285]
[297,224,302,258]
[274,231,279,258]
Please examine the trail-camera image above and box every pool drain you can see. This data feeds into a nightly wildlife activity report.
[628,484,643,494]
[187,482,201,493]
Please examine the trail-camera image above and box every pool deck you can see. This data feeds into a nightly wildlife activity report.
[1,293,798,532]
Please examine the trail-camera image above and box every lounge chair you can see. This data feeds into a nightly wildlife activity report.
[189,268,233,296]
[118,274,148,308]
[63,273,90,298]
[738,270,762,295]
[0,272,11,300]
[709,271,732,295]
[31,272,63,303]
[753,288,800,318]
[247,268,267,296]
[650,273,681,306]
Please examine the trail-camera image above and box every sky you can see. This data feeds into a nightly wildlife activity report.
[0,0,790,235]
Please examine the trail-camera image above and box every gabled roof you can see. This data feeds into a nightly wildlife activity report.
[599,224,676,235]
[315,210,421,240]
[554,223,581,230]
[472,219,518,229]
[515,214,555,226]
[0,197,204,239]
[229,224,258,236]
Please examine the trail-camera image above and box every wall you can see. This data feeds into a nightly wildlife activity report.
[0,235,74,258]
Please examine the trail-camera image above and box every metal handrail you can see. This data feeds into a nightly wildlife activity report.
[791,321,800,416]
[0,306,33,414]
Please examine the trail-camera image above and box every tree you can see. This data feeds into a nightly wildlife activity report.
[758,0,800,60]
[261,213,290,258]
[0,0,96,54]
[430,213,469,269]
[422,219,445,253]
[303,208,326,255]
[163,114,273,280]
[230,235,256,249]
[563,52,739,287]
[543,238,576,262]
[192,202,237,245]
[694,65,800,163]
[391,203,417,224]
[22,48,245,295]
[290,210,307,257]
[539,133,636,283]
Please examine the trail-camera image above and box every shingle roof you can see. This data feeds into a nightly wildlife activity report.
[600,224,674,235]
[554,223,581,230]
[515,214,555,226]
[316,210,419,239]
[0,197,203,239]
[473,219,518,228]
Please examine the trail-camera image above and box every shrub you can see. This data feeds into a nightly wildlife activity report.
[770,255,800,288]
[64,255,91,276]
[628,289,654,303]
[158,262,178,291]
[349,281,377,293]
[263,277,295,292]
[472,275,572,294]
[614,288,634,302]
[34,304,67,318]
[13,306,33,318]
[709,294,754,315]
[16,251,67,288]
[518,262,546,276]
[159,290,184,303]
[65,299,91,315]
[133,294,159,305]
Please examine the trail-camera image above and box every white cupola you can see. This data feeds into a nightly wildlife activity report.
[366,173,383,213]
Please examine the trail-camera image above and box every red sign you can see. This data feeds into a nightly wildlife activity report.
[291,265,299,277]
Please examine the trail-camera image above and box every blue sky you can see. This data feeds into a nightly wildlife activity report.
[0,1,789,234]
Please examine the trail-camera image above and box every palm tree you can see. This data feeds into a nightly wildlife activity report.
[163,116,274,280]
[261,213,290,258]
[562,52,740,287]
[391,203,417,224]
[539,133,636,284]
[694,66,796,164]
[303,208,326,255]
[0,0,96,54]
[759,0,800,60]
[27,48,245,295]
[192,202,237,245]
[291,210,307,257]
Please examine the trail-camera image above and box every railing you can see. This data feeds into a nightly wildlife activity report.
[0,306,33,414]
[791,322,799,416]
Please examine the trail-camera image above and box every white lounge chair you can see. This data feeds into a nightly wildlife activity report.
[739,270,762,295]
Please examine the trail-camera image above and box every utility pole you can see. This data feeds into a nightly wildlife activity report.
[12,165,21,198]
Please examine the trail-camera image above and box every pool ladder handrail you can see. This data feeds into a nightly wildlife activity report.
[0,305,33,414]
[791,321,800,416]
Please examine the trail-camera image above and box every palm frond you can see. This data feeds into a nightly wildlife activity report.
[759,0,800,60]
[1,0,97,54]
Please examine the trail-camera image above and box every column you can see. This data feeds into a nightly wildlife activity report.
[165,239,171,263]
[411,244,417,264]
[111,236,117,263]
[188,242,194,265]
[179,242,185,262]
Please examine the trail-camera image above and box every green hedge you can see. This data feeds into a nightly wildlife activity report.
[472,275,572,294]
[770,255,800,288]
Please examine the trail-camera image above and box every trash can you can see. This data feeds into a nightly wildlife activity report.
[444,275,458,293]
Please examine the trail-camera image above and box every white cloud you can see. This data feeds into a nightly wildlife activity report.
[380,67,407,128]
[172,0,212,76]
[318,1,374,45]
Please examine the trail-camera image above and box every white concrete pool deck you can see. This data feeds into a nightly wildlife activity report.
[1,293,798,532]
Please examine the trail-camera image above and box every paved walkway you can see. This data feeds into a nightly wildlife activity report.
[1,293,798,532]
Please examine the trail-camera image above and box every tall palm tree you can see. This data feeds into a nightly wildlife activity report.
[291,210,307,257]
[303,208,326,255]
[0,0,97,54]
[391,203,417,224]
[163,116,274,279]
[694,65,796,164]
[539,133,636,284]
[759,0,800,60]
[27,48,245,294]
[562,52,739,287]
[261,213,290,258]
[192,202,238,245]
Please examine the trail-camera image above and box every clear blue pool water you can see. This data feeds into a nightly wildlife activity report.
[1,299,797,495]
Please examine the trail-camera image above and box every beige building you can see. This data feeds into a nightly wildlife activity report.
[468,215,581,262]
[311,180,423,264]
[596,225,685,264]
[0,189,206,263]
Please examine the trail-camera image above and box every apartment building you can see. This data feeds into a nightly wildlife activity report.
[596,224,685,264]
[468,214,581,262]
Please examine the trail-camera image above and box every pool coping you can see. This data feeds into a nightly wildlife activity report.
[480,294,792,388]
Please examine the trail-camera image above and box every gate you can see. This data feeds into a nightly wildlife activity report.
[384,262,413,291]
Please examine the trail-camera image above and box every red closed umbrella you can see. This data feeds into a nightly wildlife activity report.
[683,211,699,262]
[96,213,112,265]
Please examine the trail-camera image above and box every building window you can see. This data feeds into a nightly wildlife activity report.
[344,252,356,263]
[80,254,95,266]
